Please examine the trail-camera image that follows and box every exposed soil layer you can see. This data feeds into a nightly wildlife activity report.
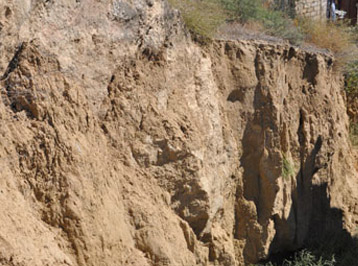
[0,1,357,265]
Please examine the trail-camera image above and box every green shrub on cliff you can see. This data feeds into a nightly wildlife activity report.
[344,61,358,97]
[258,250,335,266]
[349,122,358,146]
[282,154,295,180]
[282,250,335,266]
[169,0,356,56]
[220,0,303,44]
[168,0,303,44]
[168,0,226,40]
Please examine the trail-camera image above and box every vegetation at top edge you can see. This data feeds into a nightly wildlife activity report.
[168,0,357,53]
[297,18,357,63]
[167,0,226,41]
[220,0,304,44]
[168,0,304,44]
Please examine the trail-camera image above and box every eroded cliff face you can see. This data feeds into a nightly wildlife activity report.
[0,0,357,265]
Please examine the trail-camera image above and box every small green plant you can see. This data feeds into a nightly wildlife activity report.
[349,122,358,146]
[257,250,335,266]
[259,232,358,266]
[282,250,335,266]
[344,61,358,97]
[282,154,295,180]
[260,9,303,45]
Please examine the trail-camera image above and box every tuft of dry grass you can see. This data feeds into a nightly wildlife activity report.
[168,0,226,41]
[296,19,353,53]
[296,18,357,68]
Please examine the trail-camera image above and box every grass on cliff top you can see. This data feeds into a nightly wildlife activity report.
[168,0,357,56]
[220,0,304,44]
[297,19,353,53]
[296,18,357,67]
[169,0,303,44]
[168,0,226,41]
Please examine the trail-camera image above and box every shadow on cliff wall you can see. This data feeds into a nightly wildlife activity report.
[262,136,358,265]
[235,81,358,264]
[264,183,358,265]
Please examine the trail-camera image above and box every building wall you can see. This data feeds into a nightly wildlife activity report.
[278,0,357,23]
[295,0,327,19]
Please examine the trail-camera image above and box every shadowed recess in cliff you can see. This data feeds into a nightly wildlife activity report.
[234,82,282,263]
[262,183,358,265]
[269,136,323,252]
[303,54,319,86]
[227,87,255,102]
[263,136,358,265]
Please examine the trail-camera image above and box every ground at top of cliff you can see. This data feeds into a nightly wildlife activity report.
[169,0,358,60]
